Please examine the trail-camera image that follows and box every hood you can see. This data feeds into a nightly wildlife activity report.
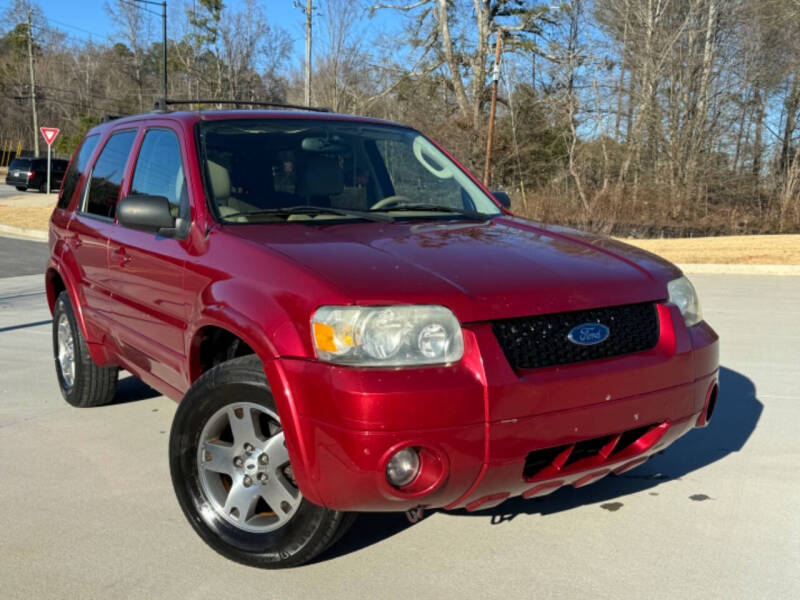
[225,217,680,322]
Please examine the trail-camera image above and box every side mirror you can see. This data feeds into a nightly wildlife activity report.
[492,190,511,209]
[116,195,177,236]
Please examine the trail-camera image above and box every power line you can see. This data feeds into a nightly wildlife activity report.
[119,0,162,18]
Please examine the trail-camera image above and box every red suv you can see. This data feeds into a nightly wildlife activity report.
[47,109,719,568]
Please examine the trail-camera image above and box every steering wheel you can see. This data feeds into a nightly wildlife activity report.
[369,195,412,210]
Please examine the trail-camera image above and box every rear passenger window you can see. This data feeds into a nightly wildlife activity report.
[59,135,99,208]
[85,130,136,218]
[130,129,187,217]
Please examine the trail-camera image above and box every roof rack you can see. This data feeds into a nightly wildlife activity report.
[153,98,331,113]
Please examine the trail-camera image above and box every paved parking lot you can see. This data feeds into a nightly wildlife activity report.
[0,257,798,599]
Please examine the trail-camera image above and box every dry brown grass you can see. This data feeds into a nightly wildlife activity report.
[621,235,800,264]
[0,205,54,230]
[0,203,798,264]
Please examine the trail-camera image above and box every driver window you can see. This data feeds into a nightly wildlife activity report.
[130,129,187,218]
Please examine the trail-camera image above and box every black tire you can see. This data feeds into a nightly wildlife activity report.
[169,355,355,568]
[39,181,47,193]
[15,186,26,191]
[52,291,118,407]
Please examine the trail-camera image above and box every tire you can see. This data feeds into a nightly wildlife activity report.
[39,181,47,193]
[15,186,26,191]
[52,291,119,407]
[169,355,355,568]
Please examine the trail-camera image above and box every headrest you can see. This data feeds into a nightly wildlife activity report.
[298,156,344,198]
[207,160,230,199]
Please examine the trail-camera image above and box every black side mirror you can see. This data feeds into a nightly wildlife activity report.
[492,190,511,209]
[117,195,178,236]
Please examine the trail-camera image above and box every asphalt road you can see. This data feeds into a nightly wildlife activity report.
[0,235,49,277]
[0,183,31,200]
[0,260,798,599]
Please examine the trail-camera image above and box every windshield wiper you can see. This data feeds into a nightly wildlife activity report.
[222,205,394,223]
[370,203,488,220]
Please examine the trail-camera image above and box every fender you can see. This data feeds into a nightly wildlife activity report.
[45,253,114,366]
[186,283,324,506]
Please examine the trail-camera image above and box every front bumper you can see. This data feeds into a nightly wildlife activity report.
[269,304,719,512]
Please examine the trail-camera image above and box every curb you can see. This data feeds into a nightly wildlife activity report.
[0,223,48,242]
[678,263,800,276]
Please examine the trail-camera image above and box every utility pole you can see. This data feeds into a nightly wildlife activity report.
[304,0,312,106]
[162,1,167,101]
[483,30,503,186]
[133,0,168,103]
[26,9,39,157]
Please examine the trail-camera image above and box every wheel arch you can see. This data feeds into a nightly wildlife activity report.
[185,306,324,506]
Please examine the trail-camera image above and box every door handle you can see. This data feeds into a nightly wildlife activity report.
[113,247,131,266]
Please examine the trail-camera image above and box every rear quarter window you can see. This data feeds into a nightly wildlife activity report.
[58,135,100,209]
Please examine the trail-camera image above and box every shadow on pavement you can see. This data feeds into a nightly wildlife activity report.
[317,365,762,561]
[0,319,51,333]
[113,374,161,404]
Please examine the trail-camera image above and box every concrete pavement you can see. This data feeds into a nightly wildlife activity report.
[0,272,798,599]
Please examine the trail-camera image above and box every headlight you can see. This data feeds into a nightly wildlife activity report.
[667,276,703,326]
[311,305,464,366]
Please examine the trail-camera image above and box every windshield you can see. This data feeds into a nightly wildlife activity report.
[198,119,502,223]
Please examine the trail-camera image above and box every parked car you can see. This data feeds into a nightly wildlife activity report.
[46,108,719,569]
[5,156,68,192]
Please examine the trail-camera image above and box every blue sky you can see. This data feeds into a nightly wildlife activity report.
[5,0,377,70]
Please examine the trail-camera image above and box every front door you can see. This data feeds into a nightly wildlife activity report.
[106,127,190,391]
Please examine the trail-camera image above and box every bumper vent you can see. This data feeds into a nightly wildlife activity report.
[492,302,659,370]
[523,422,663,481]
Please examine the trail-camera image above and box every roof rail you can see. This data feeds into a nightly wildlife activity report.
[100,114,123,122]
[153,98,331,113]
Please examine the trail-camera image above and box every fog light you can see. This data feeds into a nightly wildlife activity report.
[385,447,420,488]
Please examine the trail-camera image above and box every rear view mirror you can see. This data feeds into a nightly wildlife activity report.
[492,190,511,209]
[117,195,176,235]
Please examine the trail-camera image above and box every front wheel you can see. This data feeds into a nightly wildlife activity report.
[169,355,355,568]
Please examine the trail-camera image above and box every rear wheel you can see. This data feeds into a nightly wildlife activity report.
[15,186,26,191]
[52,291,118,407]
[169,355,355,568]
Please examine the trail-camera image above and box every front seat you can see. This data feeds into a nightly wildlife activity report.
[207,160,258,217]
[297,156,344,208]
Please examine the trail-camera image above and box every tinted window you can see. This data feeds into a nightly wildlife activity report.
[9,158,31,170]
[85,130,136,218]
[130,129,186,217]
[59,135,100,209]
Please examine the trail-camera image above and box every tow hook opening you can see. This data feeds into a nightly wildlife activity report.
[706,384,718,423]
[697,383,718,427]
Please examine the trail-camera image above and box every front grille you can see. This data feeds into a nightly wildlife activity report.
[492,302,659,370]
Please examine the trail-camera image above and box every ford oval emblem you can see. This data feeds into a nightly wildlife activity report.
[567,323,610,346]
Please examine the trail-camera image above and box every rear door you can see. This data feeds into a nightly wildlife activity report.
[67,129,138,338]
[106,125,190,391]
